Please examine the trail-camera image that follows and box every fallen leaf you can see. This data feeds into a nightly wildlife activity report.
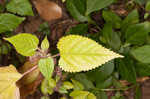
[19,73,43,99]
[33,0,62,21]
[0,65,22,99]
[19,60,40,85]
[17,54,42,99]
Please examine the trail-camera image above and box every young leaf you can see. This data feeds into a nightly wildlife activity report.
[41,78,55,95]
[86,0,114,15]
[71,79,84,91]
[66,0,88,22]
[0,13,25,33]
[4,33,39,56]
[0,65,22,99]
[59,81,73,94]
[41,36,49,51]
[6,0,34,16]
[57,35,123,72]
[131,45,150,63]
[62,81,74,90]
[70,91,96,99]
[38,57,54,80]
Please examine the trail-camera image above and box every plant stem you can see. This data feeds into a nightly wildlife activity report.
[22,65,38,77]
[93,85,135,92]
[52,53,60,58]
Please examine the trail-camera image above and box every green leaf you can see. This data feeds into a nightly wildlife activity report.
[62,81,74,90]
[102,10,122,29]
[116,57,136,83]
[0,13,25,33]
[96,91,108,99]
[144,13,149,19]
[125,22,150,45]
[102,23,121,50]
[6,0,33,16]
[66,0,88,22]
[146,1,150,11]
[41,78,56,95]
[4,33,39,56]
[136,63,150,76]
[71,79,84,91]
[66,23,88,35]
[121,9,139,32]
[41,36,49,51]
[70,91,96,99]
[86,0,114,15]
[59,86,68,94]
[86,60,114,83]
[131,45,150,63]
[96,76,113,89]
[41,79,51,95]
[38,57,54,80]
[74,73,95,90]
[57,35,123,72]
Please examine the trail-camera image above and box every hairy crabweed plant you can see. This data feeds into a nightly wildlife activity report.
[0,33,123,99]
[1,0,150,98]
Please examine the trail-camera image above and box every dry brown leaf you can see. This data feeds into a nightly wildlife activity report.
[19,74,43,99]
[17,54,43,99]
[33,0,62,21]
[18,54,41,86]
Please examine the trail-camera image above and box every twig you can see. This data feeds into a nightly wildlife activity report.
[52,53,60,58]
[22,65,38,77]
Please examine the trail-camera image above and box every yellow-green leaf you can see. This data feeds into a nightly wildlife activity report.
[41,36,49,51]
[62,81,74,90]
[41,78,55,95]
[0,65,22,99]
[38,57,54,80]
[4,33,39,56]
[57,35,123,72]
[70,90,96,99]
[71,79,84,91]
